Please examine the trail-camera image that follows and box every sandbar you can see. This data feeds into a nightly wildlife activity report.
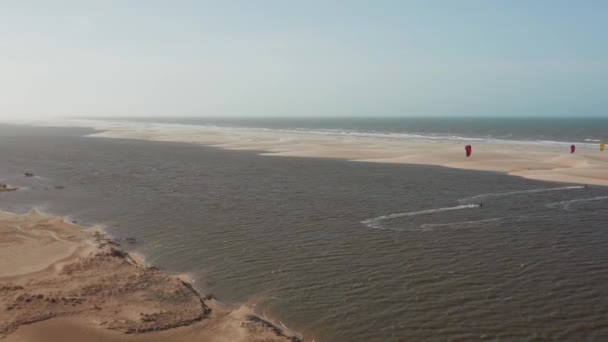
[83,124,608,186]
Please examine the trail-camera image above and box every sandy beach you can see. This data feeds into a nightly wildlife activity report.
[1,1,605,339]
[83,123,608,187]
[0,208,301,341]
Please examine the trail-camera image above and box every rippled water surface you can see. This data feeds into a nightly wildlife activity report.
[1,125,608,341]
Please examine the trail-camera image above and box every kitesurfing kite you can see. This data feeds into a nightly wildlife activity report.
[570,145,576,154]
[465,145,472,157]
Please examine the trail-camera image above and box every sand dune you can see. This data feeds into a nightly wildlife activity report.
[89,126,608,186]
[0,210,301,342]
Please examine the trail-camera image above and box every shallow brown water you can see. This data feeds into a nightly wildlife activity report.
[1,125,608,341]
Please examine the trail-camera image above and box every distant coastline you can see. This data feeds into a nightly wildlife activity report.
[43,118,607,187]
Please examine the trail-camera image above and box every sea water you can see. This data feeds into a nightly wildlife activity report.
[107,116,608,145]
[1,124,608,341]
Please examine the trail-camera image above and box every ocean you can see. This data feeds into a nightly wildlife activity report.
[105,116,608,145]
[1,123,608,341]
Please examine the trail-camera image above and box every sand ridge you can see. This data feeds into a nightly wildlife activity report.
[0,210,302,341]
[85,125,608,186]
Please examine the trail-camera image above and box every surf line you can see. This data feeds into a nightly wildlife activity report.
[458,185,584,204]
[362,204,478,230]
[546,196,608,210]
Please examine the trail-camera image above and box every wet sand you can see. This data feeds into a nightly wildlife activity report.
[83,124,608,186]
[0,209,301,341]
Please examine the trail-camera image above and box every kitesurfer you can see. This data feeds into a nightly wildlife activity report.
[479,202,483,208]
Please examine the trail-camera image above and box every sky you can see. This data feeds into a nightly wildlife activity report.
[1,1,607,118]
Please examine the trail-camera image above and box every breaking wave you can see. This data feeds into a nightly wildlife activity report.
[362,204,478,229]
[546,196,608,210]
[458,186,584,204]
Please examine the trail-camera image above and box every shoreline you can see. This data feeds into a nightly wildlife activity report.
[2,122,607,340]
[0,208,303,341]
[3,119,607,186]
[79,123,608,187]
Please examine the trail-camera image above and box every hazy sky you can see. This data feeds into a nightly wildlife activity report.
[1,1,607,118]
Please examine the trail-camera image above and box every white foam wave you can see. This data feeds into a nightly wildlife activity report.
[14,118,603,149]
[458,186,584,204]
[546,196,608,210]
[362,204,478,229]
